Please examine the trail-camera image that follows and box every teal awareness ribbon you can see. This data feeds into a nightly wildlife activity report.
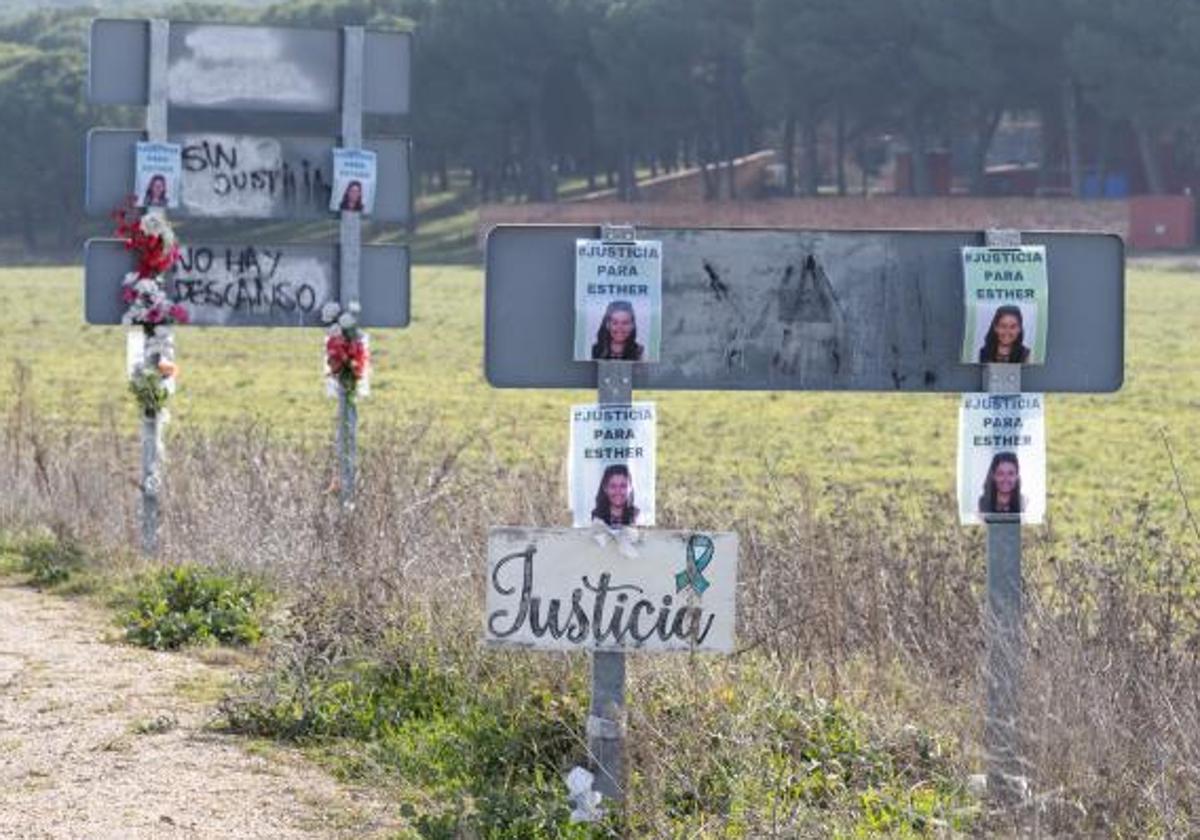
[675,534,715,595]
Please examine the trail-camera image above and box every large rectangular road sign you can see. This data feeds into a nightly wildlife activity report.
[85,239,409,328]
[86,131,412,223]
[89,20,410,117]
[485,226,1123,393]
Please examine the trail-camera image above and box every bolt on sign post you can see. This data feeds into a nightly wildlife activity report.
[85,18,413,547]
[484,224,1123,812]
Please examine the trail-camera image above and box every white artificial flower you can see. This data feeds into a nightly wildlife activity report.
[347,300,361,315]
[337,312,356,329]
[123,271,140,286]
[320,302,341,324]
[139,214,167,238]
[328,324,343,338]
[135,279,159,295]
[139,214,177,251]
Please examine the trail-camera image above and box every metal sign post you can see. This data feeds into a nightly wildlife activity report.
[86,17,412,549]
[337,26,365,507]
[138,18,170,555]
[982,229,1026,804]
[588,227,638,797]
[484,223,1125,816]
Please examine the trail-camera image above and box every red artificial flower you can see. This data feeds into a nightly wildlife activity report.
[325,335,369,381]
[168,304,189,324]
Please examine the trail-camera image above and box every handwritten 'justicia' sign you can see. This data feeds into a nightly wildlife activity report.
[484,527,738,653]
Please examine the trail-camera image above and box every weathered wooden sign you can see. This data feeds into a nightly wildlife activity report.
[485,528,739,653]
[84,239,409,328]
[89,19,410,118]
[86,131,412,223]
[486,226,1124,393]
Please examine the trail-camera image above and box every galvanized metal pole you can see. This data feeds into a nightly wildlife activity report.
[337,26,364,507]
[139,18,170,556]
[982,228,1026,804]
[590,358,633,802]
[586,222,640,803]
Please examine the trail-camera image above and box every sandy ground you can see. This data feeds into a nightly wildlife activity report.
[0,582,404,839]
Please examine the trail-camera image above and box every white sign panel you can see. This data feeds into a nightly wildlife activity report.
[957,393,1046,524]
[568,402,656,528]
[484,527,738,652]
[574,239,662,362]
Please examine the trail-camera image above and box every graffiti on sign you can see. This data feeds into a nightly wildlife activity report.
[180,135,331,216]
[170,245,331,325]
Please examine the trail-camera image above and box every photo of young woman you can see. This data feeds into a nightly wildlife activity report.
[978,305,1031,364]
[591,300,644,361]
[142,174,169,208]
[339,180,365,212]
[591,463,639,527]
[978,451,1024,515]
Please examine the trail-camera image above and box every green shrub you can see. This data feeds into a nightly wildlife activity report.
[224,648,607,838]
[122,565,266,650]
[19,533,86,587]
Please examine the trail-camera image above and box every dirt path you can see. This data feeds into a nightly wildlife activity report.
[0,582,403,839]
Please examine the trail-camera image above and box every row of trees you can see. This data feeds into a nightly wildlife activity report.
[3,0,1200,252]
[400,0,1200,201]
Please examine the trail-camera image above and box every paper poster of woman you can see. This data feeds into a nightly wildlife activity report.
[142,173,169,208]
[978,451,1024,515]
[977,305,1032,364]
[591,463,640,527]
[339,180,365,212]
[591,300,644,361]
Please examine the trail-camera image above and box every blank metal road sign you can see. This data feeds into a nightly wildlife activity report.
[485,226,1123,393]
[89,19,410,121]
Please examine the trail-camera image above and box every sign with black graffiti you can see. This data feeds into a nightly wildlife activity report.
[84,239,410,328]
[485,226,1124,393]
[484,528,738,653]
[86,131,412,223]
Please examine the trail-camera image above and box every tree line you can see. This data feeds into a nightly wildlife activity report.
[4,0,1200,253]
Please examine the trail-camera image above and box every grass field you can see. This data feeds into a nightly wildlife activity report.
[4,255,1200,835]
[0,260,1197,535]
